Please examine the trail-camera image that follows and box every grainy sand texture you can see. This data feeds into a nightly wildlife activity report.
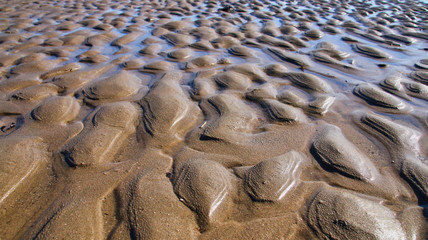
[0,0,427,239]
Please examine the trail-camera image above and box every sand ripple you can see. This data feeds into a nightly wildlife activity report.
[0,0,427,239]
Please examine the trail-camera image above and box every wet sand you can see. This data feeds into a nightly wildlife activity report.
[0,0,427,239]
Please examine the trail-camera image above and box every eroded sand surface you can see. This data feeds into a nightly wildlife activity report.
[0,0,427,239]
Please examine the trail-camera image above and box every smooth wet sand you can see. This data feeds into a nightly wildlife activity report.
[0,0,427,239]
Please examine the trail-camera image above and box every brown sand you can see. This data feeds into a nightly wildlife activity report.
[0,0,427,239]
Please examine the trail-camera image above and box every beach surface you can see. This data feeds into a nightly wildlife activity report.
[0,0,427,239]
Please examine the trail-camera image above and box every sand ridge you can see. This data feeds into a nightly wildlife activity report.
[0,0,427,239]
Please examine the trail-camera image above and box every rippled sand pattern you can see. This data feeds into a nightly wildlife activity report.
[0,0,427,239]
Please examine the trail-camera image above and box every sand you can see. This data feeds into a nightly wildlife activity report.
[0,0,427,239]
